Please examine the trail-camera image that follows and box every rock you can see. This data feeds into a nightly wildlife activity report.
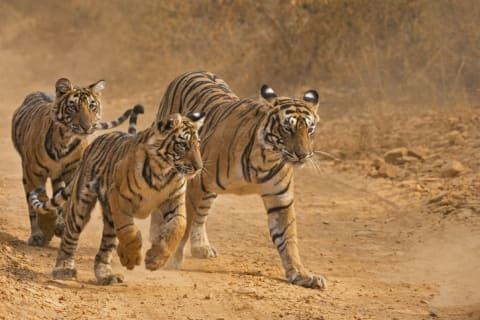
[428,192,448,204]
[384,147,423,165]
[236,288,257,295]
[403,156,420,163]
[384,147,408,165]
[446,130,465,145]
[369,158,399,178]
[429,310,440,318]
[441,160,464,178]
[456,208,473,219]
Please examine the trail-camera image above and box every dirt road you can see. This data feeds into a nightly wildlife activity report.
[0,100,479,320]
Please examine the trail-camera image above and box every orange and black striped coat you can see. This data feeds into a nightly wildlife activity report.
[156,71,326,289]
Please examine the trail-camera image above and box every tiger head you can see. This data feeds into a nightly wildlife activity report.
[260,85,319,166]
[148,112,205,178]
[53,78,105,135]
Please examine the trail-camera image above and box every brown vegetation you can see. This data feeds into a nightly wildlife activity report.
[1,0,480,108]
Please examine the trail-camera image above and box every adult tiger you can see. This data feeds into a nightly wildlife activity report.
[12,78,141,246]
[156,71,326,289]
[31,111,205,285]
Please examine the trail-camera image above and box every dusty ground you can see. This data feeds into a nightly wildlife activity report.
[0,95,479,320]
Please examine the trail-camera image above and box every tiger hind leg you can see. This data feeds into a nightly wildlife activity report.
[94,205,124,285]
[189,191,218,259]
[53,185,97,280]
[51,177,66,238]
[22,168,53,246]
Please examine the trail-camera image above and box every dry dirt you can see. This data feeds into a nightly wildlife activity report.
[0,94,479,320]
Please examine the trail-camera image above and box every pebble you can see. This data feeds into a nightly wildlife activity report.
[441,160,464,177]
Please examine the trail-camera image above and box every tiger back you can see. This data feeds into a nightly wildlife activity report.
[156,71,326,289]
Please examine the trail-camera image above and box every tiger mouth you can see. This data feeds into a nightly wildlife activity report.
[287,158,307,166]
[281,149,312,165]
[70,125,96,135]
[174,165,196,175]
[291,160,307,167]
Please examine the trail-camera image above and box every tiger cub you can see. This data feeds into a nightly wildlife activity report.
[29,104,145,214]
[156,71,326,289]
[12,78,139,246]
[32,112,205,285]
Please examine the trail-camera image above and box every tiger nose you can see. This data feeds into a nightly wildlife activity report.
[192,162,203,171]
[80,122,92,132]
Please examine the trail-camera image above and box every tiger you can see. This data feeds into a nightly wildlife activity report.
[30,111,205,285]
[11,77,142,247]
[156,71,326,289]
[28,104,145,214]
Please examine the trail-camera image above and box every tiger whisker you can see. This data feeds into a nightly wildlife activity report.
[306,157,321,174]
[312,156,324,171]
[201,160,213,166]
[313,150,340,162]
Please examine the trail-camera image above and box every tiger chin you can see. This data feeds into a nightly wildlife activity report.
[156,71,326,289]
[11,78,144,247]
[29,111,205,285]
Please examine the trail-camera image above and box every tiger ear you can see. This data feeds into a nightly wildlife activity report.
[303,89,319,107]
[156,113,182,133]
[89,80,106,96]
[260,84,278,105]
[186,111,206,130]
[55,78,73,98]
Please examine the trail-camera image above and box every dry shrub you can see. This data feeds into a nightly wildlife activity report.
[1,0,479,111]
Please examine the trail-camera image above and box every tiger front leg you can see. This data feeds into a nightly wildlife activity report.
[112,205,142,270]
[262,191,327,290]
[146,196,187,271]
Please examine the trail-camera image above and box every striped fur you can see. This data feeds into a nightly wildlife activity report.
[29,185,70,214]
[47,112,204,285]
[28,104,145,215]
[156,71,326,289]
[127,104,145,134]
[11,78,141,247]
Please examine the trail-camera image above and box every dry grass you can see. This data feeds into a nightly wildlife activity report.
[1,0,480,111]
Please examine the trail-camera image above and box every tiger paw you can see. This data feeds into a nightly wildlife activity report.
[97,274,125,285]
[117,243,142,270]
[54,221,65,237]
[191,245,217,259]
[290,272,327,290]
[27,232,51,247]
[144,248,169,271]
[37,212,57,241]
[52,267,77,280]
